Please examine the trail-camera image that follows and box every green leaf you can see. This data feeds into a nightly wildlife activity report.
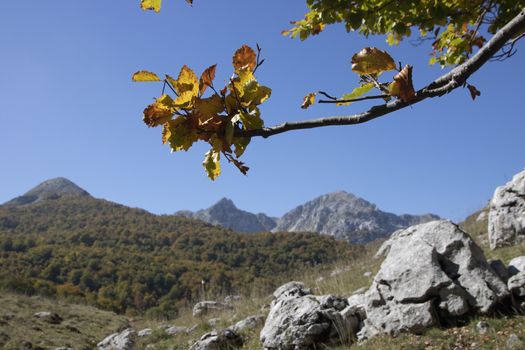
[203,149,221,180]
[337,83,375,106]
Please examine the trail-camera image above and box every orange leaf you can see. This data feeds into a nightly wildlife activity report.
[388,65,415,103]
[199,64,217,96]
[233,45,257,72]
[301,93,316,109]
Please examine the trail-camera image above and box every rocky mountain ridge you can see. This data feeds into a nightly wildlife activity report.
[176,198,277,233]
[179,191,439,243]
[2,178,439,243]
[3,177,90,206]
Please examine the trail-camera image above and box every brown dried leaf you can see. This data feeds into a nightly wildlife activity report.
[388,65,415,103]
[467,84,481,101]
[351,47,396,76]
[233,45,257,72]
[199,64,217,96]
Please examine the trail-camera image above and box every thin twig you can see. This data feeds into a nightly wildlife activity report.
[319,94,389,104]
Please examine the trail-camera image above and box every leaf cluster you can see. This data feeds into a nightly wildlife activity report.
[284,0,525,66]
[133,45,271,180]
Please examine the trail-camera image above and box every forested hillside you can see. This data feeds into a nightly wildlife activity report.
[0,196,362,318]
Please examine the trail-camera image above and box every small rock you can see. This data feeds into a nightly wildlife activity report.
[508,272,525,297]
[231,315,265,333]
[33,311,62,324]
[165,326,188,335]
[476,321,490,334]
[137,328,152,337]
[363,271,372,277]
[193,301,233,317]
[508,256,525,276]
[507,334,523,349]
[21,341,33,350]
[188,329,243,350]
[272,281,311,300]
[97,328,135,350]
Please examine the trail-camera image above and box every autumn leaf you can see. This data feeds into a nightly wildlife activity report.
[239,109,264,130]
[233,137,250,158]
[351,47,396,76]
[132,70,161,82]
[172,65,199,108]
[467,84,481,101]
[203,149,221,180]
[388,65,416,103]
[165,117,197,152]
[140,0,162,12]
[301,93,316,109]
[199,64,217,96]
[143,94,175,127]
[233,45,257,72]
[337,83,375,106]
[194,94,224,119]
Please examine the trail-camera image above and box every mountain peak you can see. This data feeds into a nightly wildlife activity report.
[213,197,237,209]
[4,177,90,206]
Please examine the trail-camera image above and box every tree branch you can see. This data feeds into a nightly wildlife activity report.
[236,7,525,139]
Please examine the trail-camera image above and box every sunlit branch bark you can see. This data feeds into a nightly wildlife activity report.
[237,7,525,139]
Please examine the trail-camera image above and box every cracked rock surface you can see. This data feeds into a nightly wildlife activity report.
[488,168,525,249]
[358,220,509,341]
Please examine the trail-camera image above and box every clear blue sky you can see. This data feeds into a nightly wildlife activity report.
[1,1,524,221]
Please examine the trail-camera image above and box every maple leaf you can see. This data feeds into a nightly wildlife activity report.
[132,70,161,82]
[199,64,217,96]
[140,0,162,12]
[351,47,396,76]
[233,45,257,72]
[301,93,316,109]
[388,65,416,103]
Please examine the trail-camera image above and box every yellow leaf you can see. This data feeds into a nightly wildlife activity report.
[203,149,221,180]
[140,0,162,12]
[199,64,217,96]
[230,69,271,107]
[388,65,415,103]
[143,94,175,127]
[194,94,225,119]
[233,45,257,72]
[351,47,396,76]
[132,70,161,82]
[173,65,199,108]
[239,109,263,130]
[301,93,316,109]
[165,116,197,152]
